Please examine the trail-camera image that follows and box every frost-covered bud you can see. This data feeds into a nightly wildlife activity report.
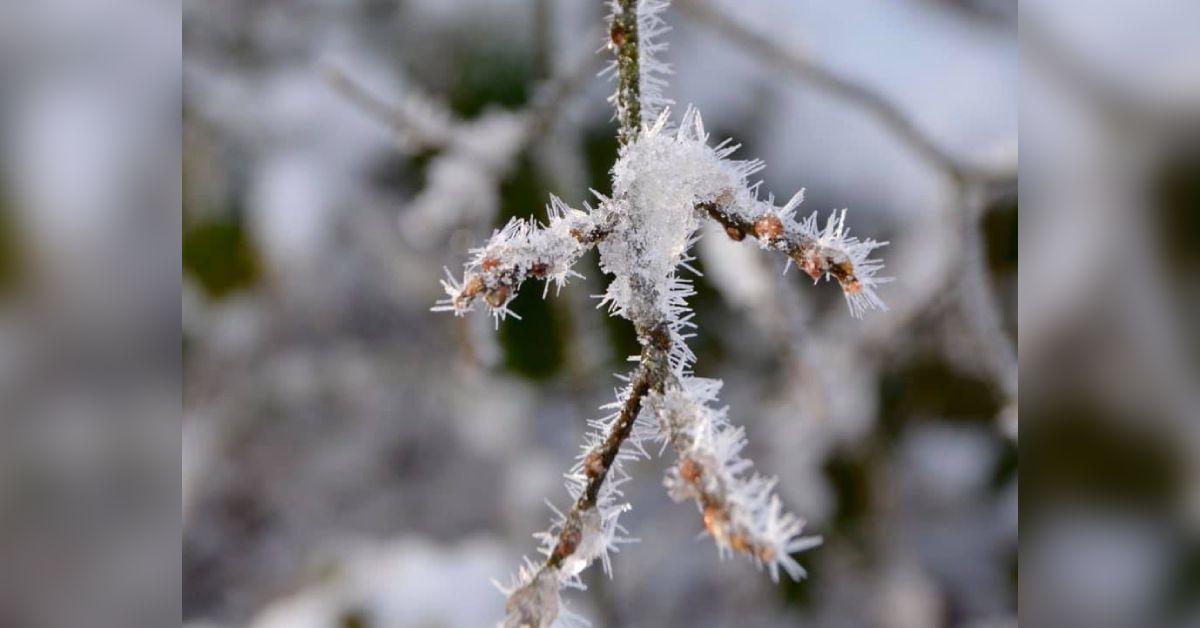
[434,197,602,324]
[503,569,559,628]
[583,452,605,480]
[753,214,784,242]
[679,457,703,484]
[484,285,511,309]
[703,503,729,541]
[558,507,605,577]
[795,247,825,281]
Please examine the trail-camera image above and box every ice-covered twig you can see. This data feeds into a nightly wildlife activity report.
[497,357,658,628]
[433,197,611,324]
[700,191,891,318]
[651,379,822,581]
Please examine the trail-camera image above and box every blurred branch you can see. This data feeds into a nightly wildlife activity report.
[958,181,1017,400]
[321,66,451,151]
[523,30,607,138]
[533,0,553,80]
[323,31,602,156]
[1023,17,1200,129]
[676,0,1014,185]
[925,0,1017,30]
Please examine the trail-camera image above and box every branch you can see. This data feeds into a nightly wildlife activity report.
[676,0,1001,182]
[546,366,652,571]
[651,379,821,581]
[699,192,890,318]
[434,198,611,322]
[321,65,452,151]
[957,183,1017,400]
[501,324,674,628]
[451,5,837,624]
[324,36,602,156]
[610,0,642,146]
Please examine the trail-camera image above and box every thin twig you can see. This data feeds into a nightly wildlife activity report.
[545,366,652,569]
[699,199,876,296]
[321,65,449,150]
[612,0,643,146]
[323,34,602,156]
[676,0,1002,183]
[957,182,1017,399]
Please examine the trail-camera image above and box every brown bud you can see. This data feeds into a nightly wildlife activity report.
[756,545,776,564]
[648,324,671,352]
[703,503,728,540]
[610,23,626,46]
[480,256,500,272]
[462,276,485,297]
[830,260,860,293]
[797,248,824,281]
[530,262,549,278]
[584,452,605,480]
[724,225,745,241]
[753,214,784,241]
[485,285,510,308]
[679,457,703,484]
[554,525,582,559]
[730,533,751,554]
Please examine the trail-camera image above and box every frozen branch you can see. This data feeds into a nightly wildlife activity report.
[609,0,642,146]
[700,192,890,318]
[651,379,822,581]
[433,2,888,624]
[434,197,611,324]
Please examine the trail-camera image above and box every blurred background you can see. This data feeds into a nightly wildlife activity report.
[180,2,1018,627]
[0,0,1195,627]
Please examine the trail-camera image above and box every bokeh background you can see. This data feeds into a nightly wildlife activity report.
[1,0,1197,627]
[181,2,1018,627]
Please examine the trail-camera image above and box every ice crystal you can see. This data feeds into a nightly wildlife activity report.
[652,378,823,582]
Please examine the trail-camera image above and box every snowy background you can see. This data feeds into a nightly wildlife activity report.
[179,2,1018,627]
[0,0,1191,627]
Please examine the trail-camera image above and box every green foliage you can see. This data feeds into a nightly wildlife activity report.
[447,44,534,118]
[182,218,260,299]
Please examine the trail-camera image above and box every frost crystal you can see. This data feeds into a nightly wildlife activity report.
[652,379,823,581]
